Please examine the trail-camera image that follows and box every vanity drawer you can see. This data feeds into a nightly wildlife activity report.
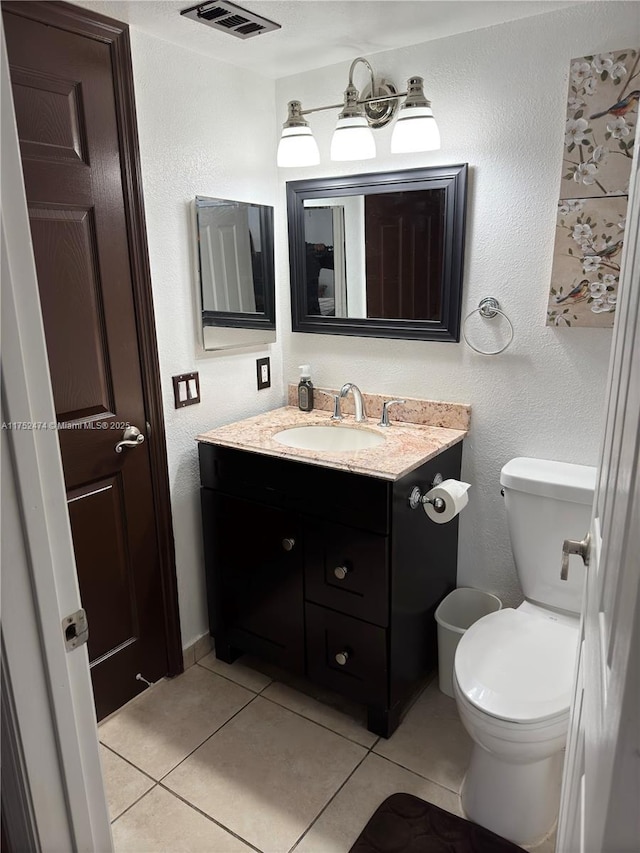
[199,444,390,533]
[304,521,389,626]
[305,603,388,705]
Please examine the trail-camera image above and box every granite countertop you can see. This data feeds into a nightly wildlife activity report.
[196,402,469,481]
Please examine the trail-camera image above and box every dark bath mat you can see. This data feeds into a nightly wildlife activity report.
[348,793,523,853]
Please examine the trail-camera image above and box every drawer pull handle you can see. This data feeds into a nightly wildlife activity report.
[282,538,296,551]
[334,565,349,580]
[335,651,349,666]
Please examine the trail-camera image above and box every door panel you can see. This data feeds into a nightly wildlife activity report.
[4,5,173,719]
[10,68,88,164]
[365,191,444,321]
[200,204,256,312]
[29,207,115,421]
[67,477,137,661]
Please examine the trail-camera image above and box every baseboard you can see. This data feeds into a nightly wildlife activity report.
[182,633,212,671]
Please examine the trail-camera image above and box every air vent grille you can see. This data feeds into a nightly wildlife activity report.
[181,1,281,39]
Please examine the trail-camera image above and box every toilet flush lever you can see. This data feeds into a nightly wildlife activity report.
[561,533,591,581]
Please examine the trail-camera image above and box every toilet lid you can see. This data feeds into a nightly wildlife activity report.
[455,609,579,723]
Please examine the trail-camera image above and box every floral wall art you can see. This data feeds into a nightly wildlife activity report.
[547,48,638,327]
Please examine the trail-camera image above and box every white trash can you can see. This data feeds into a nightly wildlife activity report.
[434,587,502,697]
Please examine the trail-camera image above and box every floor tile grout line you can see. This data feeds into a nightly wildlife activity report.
[289,745,463,852]
[258,692,377,750]
[369,751,463,796]
[100,741,159,786]
[287,748,371,853]
[156,693,261,783]
[156,781,264,853]
[102,691,260,786]
[195,659,272,694]
[110,782,159,826]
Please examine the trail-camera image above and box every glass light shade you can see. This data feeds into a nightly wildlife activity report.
[277,126,320,167]
[330,116,376,161]
[391,106,441,153]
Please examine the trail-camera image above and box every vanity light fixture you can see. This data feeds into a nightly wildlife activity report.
[277,57,440,167]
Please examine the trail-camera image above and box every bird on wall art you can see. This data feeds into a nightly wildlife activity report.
[590,90,640,119]
[583,240,624,259]
[555,279,589,303]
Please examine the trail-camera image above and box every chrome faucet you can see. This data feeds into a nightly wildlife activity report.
[378,399,406,428]
[339,383,366,422]
[314,388,343,421]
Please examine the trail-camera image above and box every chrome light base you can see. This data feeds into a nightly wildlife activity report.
[362,80,399,128]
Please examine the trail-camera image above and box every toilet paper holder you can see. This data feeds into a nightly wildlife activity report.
[409,474,446,513]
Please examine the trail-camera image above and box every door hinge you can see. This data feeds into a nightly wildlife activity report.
[62,608,89,652]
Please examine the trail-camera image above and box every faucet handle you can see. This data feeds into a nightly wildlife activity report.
[378,399,406,428]
[315,388,342,420]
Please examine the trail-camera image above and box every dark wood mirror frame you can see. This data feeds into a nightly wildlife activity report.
[287,164,468,341]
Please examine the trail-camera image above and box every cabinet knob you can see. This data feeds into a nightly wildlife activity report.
[335,651,349,666]
[334,565,349,580]
[282,537,296,551]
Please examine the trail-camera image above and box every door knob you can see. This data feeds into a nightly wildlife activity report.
[561,533,591,580]
[282,538,296,551]
[334,565,349,580]
[115,425,145,454]
[335,650,349,666]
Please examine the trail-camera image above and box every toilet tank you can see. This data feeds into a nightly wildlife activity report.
[500,458,597,614]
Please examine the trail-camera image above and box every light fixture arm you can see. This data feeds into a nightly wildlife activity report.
[347,56,376,92]
[297,90,409,117]
[293,57,405,125]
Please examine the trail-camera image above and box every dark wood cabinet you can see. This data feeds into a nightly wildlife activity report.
[199,439,463,736]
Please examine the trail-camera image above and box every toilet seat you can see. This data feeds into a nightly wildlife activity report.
[455,608,579,724]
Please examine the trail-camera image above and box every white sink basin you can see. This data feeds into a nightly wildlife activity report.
[273,424,385,452]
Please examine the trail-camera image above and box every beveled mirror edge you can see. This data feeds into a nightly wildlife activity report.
[286,164,468,342]
[193,196,276,353]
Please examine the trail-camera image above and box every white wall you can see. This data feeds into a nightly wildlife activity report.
[129,30,281,646]
[275,2,640,605]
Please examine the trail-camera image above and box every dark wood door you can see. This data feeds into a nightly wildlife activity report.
[365,190,444,320]
[3,3,179,719]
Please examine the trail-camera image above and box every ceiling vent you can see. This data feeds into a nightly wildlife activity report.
[181,1,281,39]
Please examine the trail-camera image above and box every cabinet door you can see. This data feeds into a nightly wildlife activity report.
[205,491,304,673]
[305,521,389,626]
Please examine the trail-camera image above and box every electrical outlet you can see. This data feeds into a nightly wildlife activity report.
[256,357,270,390]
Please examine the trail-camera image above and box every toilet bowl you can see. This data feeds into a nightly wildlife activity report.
[452,458,596,846]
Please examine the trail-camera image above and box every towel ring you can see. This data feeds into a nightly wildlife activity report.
[462,297,514,356]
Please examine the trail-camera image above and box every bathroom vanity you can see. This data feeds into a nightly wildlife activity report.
[197,397,469,737]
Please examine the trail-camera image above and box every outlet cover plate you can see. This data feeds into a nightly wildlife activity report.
[173,372,200,408]
[256,357,270,390]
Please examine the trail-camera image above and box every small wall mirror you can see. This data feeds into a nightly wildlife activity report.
[287,165,467,341]
[194,196,276,351]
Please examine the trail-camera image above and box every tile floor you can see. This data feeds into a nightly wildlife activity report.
[99,653,557,853]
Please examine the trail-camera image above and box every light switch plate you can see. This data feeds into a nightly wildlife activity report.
[256,357,270,390]
[172,372,200,408]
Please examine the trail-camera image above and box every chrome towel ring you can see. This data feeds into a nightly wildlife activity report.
[462,297,514,356]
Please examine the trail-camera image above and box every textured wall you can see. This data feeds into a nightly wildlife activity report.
[129,30,281,646]
[275,2,640,605]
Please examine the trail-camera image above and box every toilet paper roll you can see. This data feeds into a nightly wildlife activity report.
[423,479,470,524]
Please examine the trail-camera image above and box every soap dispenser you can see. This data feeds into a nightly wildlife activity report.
[297,365,314,412]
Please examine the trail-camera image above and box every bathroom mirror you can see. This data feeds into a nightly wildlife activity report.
[194,196,276,350]
[287,164,467,341]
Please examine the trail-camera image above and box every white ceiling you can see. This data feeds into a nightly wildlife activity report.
[75,1,578,78]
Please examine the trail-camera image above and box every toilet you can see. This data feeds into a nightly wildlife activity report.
[453,457,596,846]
